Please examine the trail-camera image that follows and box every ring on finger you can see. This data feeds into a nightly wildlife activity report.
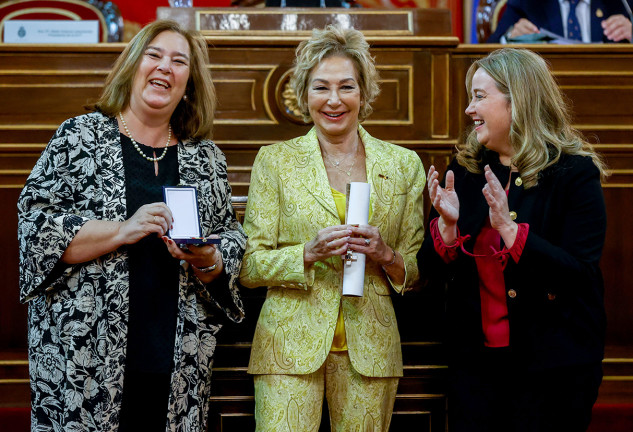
[153,215,158,223]
[364,238,371,246]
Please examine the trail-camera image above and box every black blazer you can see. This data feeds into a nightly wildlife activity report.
[488,0,632,43]
[418,151,607,371]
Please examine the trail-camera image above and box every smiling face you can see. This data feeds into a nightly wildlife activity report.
[129,30,191,118]
[465,68,514,163]
[307,55,362,141]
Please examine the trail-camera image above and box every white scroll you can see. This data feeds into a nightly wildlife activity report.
[342,182,370,297]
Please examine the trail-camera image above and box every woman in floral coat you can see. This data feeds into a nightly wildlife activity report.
[17,20,245,431]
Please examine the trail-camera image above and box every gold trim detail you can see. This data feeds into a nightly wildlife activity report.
[0,359,28,365]
[602,184,633,188]
[602,376,633,381]
[4,7,81,21]
[491,0,508,33]
[603,358,633,363]
[274,68,304,124]
[0,84,102,88]
[0,379,29,384]
[0,69,110,75]
[195,9,415,37]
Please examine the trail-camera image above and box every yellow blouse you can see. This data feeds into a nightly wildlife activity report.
[330,188,348,352]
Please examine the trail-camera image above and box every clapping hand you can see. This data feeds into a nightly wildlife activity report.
[482,165,518,247]
[428,165,460,244]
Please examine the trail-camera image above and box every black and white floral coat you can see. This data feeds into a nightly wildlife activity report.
[17,112,246,432]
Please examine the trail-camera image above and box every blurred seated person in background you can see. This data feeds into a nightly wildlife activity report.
[240,25,425,431]
[18,19,245,432]
[488,0,632,43]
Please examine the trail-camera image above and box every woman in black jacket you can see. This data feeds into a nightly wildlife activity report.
[418,48,607,432]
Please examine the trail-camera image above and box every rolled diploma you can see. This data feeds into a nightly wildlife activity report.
[342,182,370,296]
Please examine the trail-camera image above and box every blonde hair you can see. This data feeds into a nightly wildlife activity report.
[291,25,380,122]
[92,20,216,140]
[458,48,606,188]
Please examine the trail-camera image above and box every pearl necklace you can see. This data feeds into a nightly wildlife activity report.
[119,112,171,162]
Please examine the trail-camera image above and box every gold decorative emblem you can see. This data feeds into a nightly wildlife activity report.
[515,177,523,187]
[596,8,604,18]
[275,68,309,124]
[282,82,302,120]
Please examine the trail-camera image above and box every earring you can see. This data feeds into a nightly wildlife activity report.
[183,94,188,101]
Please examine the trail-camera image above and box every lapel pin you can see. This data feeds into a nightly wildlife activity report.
[596,8,603,18]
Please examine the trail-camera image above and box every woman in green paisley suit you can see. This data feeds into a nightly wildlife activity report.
[240,25,425,431]
[17,20,245,432]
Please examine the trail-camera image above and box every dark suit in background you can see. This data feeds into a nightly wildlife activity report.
[488,0,632,42]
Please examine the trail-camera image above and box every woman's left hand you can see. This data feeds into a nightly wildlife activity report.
[163,235,223,283]
[482,165,518,247]
[347,225,394,266]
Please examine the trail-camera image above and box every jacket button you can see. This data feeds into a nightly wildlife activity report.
[547,293,556,301]
[509,211,517,220]
[507,289,517,298]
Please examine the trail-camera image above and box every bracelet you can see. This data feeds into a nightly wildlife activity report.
[192,262,217,273]
[382,247,397,269]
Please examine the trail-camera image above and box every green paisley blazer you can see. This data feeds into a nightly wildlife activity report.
[240,126,425,378]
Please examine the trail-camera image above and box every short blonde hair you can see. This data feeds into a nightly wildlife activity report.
[458,48,606,188]
[93,20,216,140]
[291,25,380,122]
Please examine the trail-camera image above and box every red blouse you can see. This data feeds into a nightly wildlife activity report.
[430,217,529,347]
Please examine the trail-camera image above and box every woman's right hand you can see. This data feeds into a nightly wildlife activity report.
[117,202,174,245]
[62,202,174,264]
[428,165,460,244]
[304,225,352,266]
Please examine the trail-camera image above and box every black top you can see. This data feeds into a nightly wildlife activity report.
[487,0,632,43]
[121,134,180,374]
